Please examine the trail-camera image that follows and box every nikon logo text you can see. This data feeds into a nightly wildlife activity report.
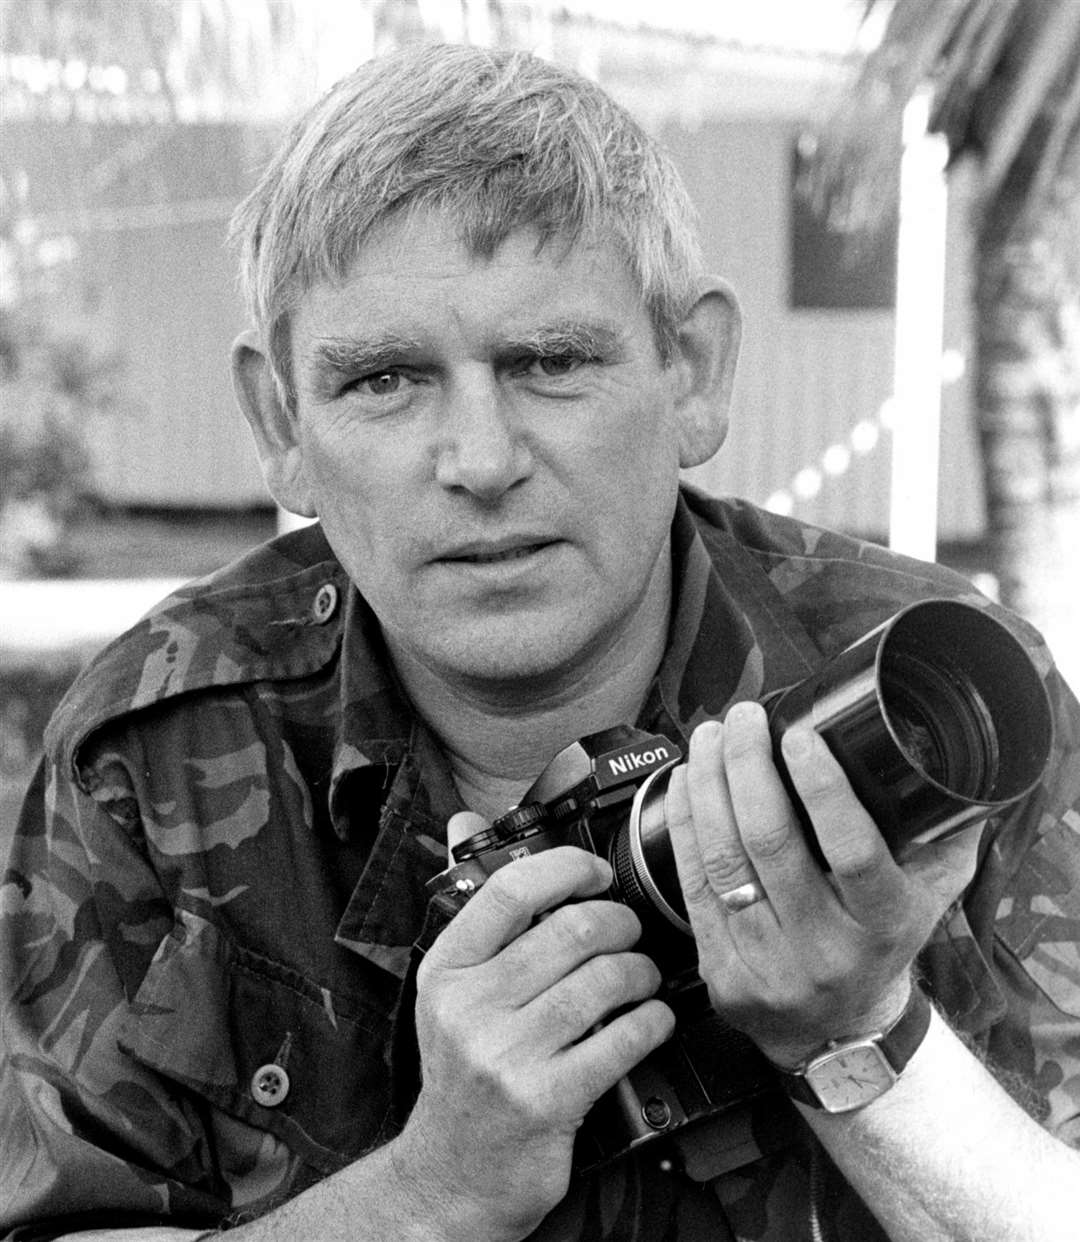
[607,745,671,777]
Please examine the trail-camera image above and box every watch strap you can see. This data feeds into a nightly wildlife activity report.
[773,984,933,1109]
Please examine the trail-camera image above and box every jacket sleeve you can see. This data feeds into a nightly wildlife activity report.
[988,663,1080,1149]
[1,753,231,1237]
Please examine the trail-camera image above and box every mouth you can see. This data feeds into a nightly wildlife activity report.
[452,542,552,565]
[436,538,560,567]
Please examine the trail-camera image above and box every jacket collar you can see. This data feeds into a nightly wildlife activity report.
[644,490,824,743]
[49,523,349,786]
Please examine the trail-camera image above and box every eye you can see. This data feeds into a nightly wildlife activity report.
[354,370,403,396]
[534,354,584,377]
[513,352,594,381]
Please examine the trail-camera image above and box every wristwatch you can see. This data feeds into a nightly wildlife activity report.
[771,985,933,1113]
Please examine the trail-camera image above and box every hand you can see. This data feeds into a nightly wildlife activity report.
[665,702,982,1066]
[394,843,675,1242]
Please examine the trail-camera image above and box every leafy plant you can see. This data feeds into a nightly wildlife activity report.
[0,308,123,576]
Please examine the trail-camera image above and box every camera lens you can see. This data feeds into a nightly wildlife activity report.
[880,648,999,800]
[762,598,1052,853]
[616,599,1053,917]
[609,764,691,941]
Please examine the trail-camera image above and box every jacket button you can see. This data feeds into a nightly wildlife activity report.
[311,582,339,623]
[251,1063,290,1107]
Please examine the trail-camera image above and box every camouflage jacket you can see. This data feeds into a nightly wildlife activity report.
[3,487,1079,1241]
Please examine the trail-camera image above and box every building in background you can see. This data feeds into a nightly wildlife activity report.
[1,0,986,542]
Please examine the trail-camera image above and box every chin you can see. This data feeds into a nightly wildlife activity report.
[448,645,578,689]
[434,620,596,689]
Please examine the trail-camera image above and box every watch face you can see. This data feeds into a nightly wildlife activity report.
[804,1041,897,1113]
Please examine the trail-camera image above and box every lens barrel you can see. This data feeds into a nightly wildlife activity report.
[616,599,1054,931]
[765,599,1053,853]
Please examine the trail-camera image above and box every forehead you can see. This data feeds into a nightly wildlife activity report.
[290,209,649,348]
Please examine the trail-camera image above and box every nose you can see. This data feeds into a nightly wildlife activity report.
[434,371,532,501]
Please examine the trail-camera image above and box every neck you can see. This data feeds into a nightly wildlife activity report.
[433,645,664,821]
[387,561,672,822]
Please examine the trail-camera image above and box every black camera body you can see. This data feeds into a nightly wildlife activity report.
[425,599,1054,1176]
[426,725,783,1177]
[429,727,687,959]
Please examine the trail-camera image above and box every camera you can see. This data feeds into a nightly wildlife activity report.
[425,599,1054,1174]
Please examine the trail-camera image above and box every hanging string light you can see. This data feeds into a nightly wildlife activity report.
[763,398,893,517]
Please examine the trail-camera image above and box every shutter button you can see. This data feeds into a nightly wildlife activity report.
[311,583,339,623]
[251,1063,290,1107]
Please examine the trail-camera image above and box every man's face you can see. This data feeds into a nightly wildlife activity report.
[285,210,689,691]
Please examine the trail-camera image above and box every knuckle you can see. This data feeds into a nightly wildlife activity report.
[677,868,715,911]
[583,952,624,998]
[422,982,467,1033]
[722,727,758,765]
[584,951,659,1008]
[803,945,848,988]
[829,839,883,878]
[489,1060,533,1112]
[794,760,843,801]
[469,1054,544,1123]
[550,903,599,951]
[701,845,753,889]
[482,864,534,920]
[610,999,675,1062]
[743,812,794,860]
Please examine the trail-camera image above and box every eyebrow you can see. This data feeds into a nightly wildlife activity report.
[307,333,426,381]
[305,318,628,389]
[498,320,626,359]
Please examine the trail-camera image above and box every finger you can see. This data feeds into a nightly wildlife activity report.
[558,998,676,1104]
[495,899,645,1004]
[426,846,613,970]
[721,702,830,922]
[526,948,665,1049]
[665,763,747,963]
[683,719,762,896]
[778,724,908,928]
[447,810,490,859]
[665,761,731,935]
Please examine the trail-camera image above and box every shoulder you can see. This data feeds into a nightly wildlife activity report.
[45,522,349,783]
[680,485,1019,655]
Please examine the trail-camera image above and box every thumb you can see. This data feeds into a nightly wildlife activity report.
[446,810,491,862]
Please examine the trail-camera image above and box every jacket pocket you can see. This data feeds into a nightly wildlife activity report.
[118,906,396,1174]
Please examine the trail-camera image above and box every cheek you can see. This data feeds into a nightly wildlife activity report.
[585,456,679,581]
[589,405,680,509]
[298,438,400,572]
[301,423,420,520]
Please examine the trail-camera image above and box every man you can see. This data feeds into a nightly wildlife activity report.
[2,43,1078,1242]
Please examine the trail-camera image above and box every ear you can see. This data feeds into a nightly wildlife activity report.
[670,279,742,469]
[231,329,317,518]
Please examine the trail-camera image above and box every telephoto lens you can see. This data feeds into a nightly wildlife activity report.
[763,599,1053,853]
[616,599,1054,935]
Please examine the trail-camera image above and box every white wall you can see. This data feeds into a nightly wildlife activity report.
[663,117,985,542]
